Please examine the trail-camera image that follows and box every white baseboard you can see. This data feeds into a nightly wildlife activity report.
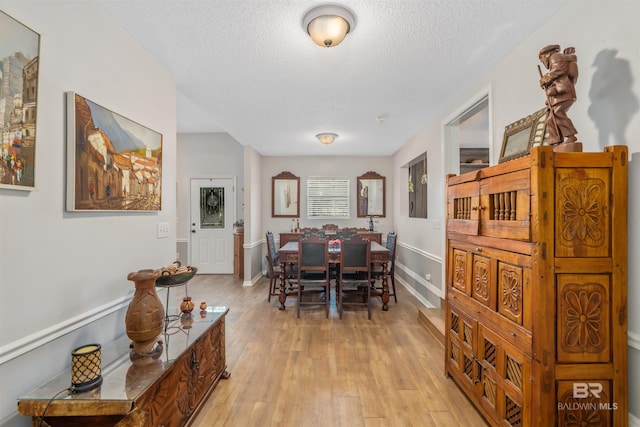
[243,272,263,287]
[395,275,436,309]
[396,261,444,299]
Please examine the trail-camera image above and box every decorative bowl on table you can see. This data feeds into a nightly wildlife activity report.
[155,262,197,286]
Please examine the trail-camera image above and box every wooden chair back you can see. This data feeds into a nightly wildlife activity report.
[340,235,371,275]
[299,234,329,273]
[265,231,278,267]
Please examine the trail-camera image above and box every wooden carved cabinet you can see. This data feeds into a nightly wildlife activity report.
[133,315,228,426]
[18,308,229,427]
[444,146,628,427]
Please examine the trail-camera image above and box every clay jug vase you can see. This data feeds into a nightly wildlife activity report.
[180,296,194,313]
[125,269,164,356]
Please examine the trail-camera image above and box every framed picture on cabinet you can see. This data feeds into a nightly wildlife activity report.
[66,92,163,211]
[272,171,299,217]
[0,11,40,191]
[499,108,548,163]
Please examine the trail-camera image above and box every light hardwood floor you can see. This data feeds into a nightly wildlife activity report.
[176,274,488,427]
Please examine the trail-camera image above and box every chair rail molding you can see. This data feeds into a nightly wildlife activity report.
[0,296,130,365]
[245,238,263,249]
[396,241,443,263]
[629,330,640,351]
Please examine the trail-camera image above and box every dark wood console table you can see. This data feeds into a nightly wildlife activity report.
[18,307,230,427]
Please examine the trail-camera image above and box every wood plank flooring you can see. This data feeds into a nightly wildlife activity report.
[173,274,487,427]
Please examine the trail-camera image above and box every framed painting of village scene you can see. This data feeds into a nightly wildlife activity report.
[0,10,40,191]
[66,92,162,211]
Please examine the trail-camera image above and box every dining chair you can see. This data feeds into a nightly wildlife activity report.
[294,234,330,318]
[336,229,357,240]
[303,228,325,239]
[371,231,397,303]
[265,231,282,302]
[337,234,372,319]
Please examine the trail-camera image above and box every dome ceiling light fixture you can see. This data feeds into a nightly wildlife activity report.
[302,4,356,48]
[316,133,338,145]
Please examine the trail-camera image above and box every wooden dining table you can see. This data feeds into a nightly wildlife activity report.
[277,241,391,311]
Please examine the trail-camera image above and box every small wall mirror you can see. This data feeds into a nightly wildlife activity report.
[272,171,300,217]
[357,171,385,218]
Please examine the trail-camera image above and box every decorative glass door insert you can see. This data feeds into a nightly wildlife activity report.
[200,187,225,229]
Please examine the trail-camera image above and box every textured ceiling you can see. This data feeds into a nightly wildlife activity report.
[94,0,569,156]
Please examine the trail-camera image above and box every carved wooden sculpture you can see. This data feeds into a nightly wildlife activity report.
[538,44,582,152]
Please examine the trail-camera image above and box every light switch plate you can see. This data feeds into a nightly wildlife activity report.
[157,222,170,238]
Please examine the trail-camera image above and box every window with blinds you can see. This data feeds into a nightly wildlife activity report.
[307,177,350,219]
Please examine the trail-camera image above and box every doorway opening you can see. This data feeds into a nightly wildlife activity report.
[440,89,492,296]
[443,91,491,176]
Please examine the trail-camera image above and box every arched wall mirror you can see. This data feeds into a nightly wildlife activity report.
[357,171,385,218]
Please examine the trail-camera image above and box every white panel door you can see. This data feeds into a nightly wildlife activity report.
[189,178,234,274]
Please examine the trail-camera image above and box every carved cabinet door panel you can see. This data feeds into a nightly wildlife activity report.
[450,247,471,295]
[446,180,480,236]
[478,168,531,241]
[477,324,530,427]
[556,380,613,427]
[497,261,524,326]
[470,253,493,309]
[445,303,478,396]
[554,168,611,258]
[556,274,611,363]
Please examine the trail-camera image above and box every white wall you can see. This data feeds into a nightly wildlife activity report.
[391,115,447,306]
[0,2,176,425]
[260,156,394,239]
[393,0,640,422]
[242,145,264,283]
[176,132,244,240]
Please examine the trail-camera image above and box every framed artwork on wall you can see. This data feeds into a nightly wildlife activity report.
[66,92,163,211]
[272,171,299,217]
[408,153,428,218]
[0,11,41,191]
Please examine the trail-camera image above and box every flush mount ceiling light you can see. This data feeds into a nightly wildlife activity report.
[316,133,338,144]
[302,4,356,48]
